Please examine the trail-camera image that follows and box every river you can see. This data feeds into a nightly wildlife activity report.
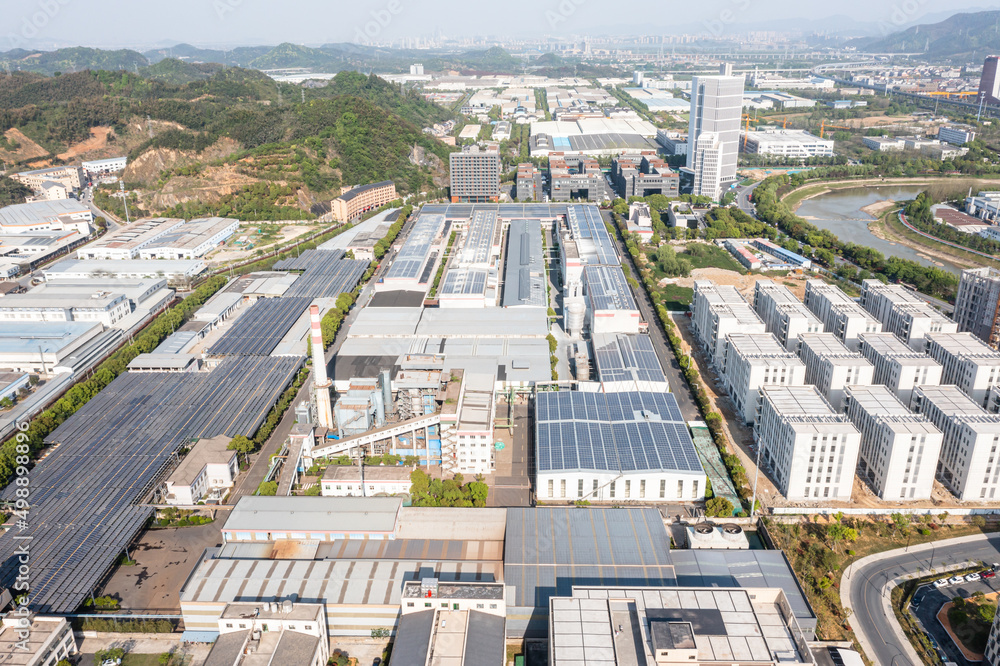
[795,185,963,276]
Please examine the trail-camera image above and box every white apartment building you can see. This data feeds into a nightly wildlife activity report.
[740,129,834,159]
[953,266,1000,350]
[859,279,958,351]
[926,332,1000,408]
[687,75,744,199]
[937,125,976,146]
[691,280,766,370]
[910,385,1000,501]
[321,465,413,497]
[752,280,824,352]
[723,332,807,424]
[858,332,943,404]
[843,385,943,500]
[802,280,882,351]
[755,385,861,501]
[797,333,875,411]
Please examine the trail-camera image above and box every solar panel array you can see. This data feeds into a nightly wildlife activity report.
[275,250,369,299]
[385,213,445,281]
[504,507,674,607]
[567,204,618,265]
[584,265,638,312]
[595,334,667,384]
[0,355,303,613]
[439,268,488,295]
[456,210,497,266]
[535,390,702,474]
[419,203,571,220]
[207,297,311,356]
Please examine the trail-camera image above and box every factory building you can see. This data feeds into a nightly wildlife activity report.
[79,216,238,260]
[202,603,329,666]
[11,165,83,193]
[740,129,834,159]
[81,156,127,179]
[548,586,817,666]
[723,333,807,425]
[535,390,706,503]
[583,265,641,335]
[0,279,169,328]
[0,199,92,236]
[751,239,811,269]
[859,279,958,351]
[691,280,766,370]
[910,385,1000,501]
[858,333,943,405]
[754,386,861,502]
[331,181,397,222]
[843,385,943,500]
[611,151,679,199]
[802,280,881,351]
[321,465,413,497]
[449,146,501,203]
[43,258,206,285]
[548,153,611,202]
[938,125,976,146]
[953,267,1000,350]
[925,332,1000,408]
[797,333,874,410]
[515,163,543,201]
[752,280,824,353]
[0,321,105,375]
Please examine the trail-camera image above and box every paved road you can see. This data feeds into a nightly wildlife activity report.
[736,181,762,216]
[600,209,700,423]
[912,572,1000,665]
[848,534,1000,666]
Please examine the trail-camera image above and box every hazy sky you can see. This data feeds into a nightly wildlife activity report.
[5,0,1000,50]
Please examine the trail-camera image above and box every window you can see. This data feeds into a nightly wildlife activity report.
[660,480,666,499]
[548,480,553,498]
[609,481,616,498]
[225,623,233,629]
[677,480,683,498]
[476,603,485,609]
[624,480,631,498]
[639,480,645,499]
[578,479,584,498]
[692,480,699,498]
[490,604,497,609]
[560,479,566,498]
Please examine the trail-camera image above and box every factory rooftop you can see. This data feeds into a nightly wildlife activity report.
[222,496,403,537]
[0,199,90,229]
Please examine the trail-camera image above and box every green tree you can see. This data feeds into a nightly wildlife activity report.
[705,497,734,518]
[257,480,278,496]
[546,333,558,354]
[228,434,255,455]
[304,485,321,496]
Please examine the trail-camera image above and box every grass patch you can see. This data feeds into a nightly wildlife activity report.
[882,211,1000,271]
[681,243,746,272]
[660,284,694,310]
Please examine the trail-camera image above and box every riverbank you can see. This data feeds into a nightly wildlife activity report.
[875,210,1000,271]
[783,177,1000,213]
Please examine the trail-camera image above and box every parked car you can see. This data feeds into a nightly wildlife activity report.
[993,563,1000,572]
[949,576,965,585]
[983,570,996,579]
[967,572,981,582]
[934,578,949,588]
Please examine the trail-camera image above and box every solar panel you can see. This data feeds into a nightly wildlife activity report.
[385,213,445,281]
[207,297,311,356]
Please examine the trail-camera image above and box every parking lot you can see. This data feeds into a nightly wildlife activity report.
[911,564,1000,666]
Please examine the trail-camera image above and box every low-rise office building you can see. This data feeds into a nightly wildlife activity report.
[204,602,329,666]
[162,435,238,505]
[752,280,824,352]
[691,280,766,370]
[910,385,1000,501]
[926,332,1000,408]
[740,129,834,159]
[859,279,958,351]
[938,125,976,146]
[802,280,882,351]
[724,333,807,424]
[858,333,943,404]
[548,153,610,202]
[611,151,679,199]
[332,181,397,222]
[12,165,83,193]
[843,385,943,500]
[321,465,413,497]
[755,386,861,502]
[797,333,874,410]
[81,156,127,179]
[0,613,77,666]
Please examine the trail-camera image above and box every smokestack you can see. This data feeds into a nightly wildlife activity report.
[309,304,334,429]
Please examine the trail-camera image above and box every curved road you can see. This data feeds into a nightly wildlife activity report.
[846,533,1000,665]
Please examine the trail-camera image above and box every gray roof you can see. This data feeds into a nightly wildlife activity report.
[593,333,666,385]
[390,611,435,666]
[465,611,506,666]
[501,219,546,307]
[536,391,703,474]
[202,630,249,666]
[223,496,402,534]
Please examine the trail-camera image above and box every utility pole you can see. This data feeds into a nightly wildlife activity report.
[119,181,131,224]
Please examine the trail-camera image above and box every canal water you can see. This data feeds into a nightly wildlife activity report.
[794,185,963,276]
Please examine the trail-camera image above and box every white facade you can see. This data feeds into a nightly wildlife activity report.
[0,199,92,235]
[802,280,882,351]
[953,266,1000,350]
[844,385,943,500]
[162,436,239,505]
[926,332,1000,408]
[741,129,834,159]
[754,386,861,502]
[691,280,766,370]
[723,333,807,424]
[213,603,329,666]
[539,469,705,503]
[321,465,413,497]
[938,125,976,146]
[687,75,744,199]
[797,333,875,411]
[0,614,76,666]
[859,279,957,351]
[82,156,128,174]
[752,280,824,353]
[858,332,943,405]
[910,385,1000,501]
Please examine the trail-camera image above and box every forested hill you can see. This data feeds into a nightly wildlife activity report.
[847,10,1000,61]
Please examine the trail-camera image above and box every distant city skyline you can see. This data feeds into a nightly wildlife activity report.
[4,0,1000,52]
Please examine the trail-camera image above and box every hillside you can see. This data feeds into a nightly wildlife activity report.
[142,44,271,67]
[139,59,223,84]
[848,10,1000,61]
[0,47,148,75]
[310,71,453,127]
[248,43,350,71]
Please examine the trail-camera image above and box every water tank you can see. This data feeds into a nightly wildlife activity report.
[282,599,293,614]
[566,302,586,337]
